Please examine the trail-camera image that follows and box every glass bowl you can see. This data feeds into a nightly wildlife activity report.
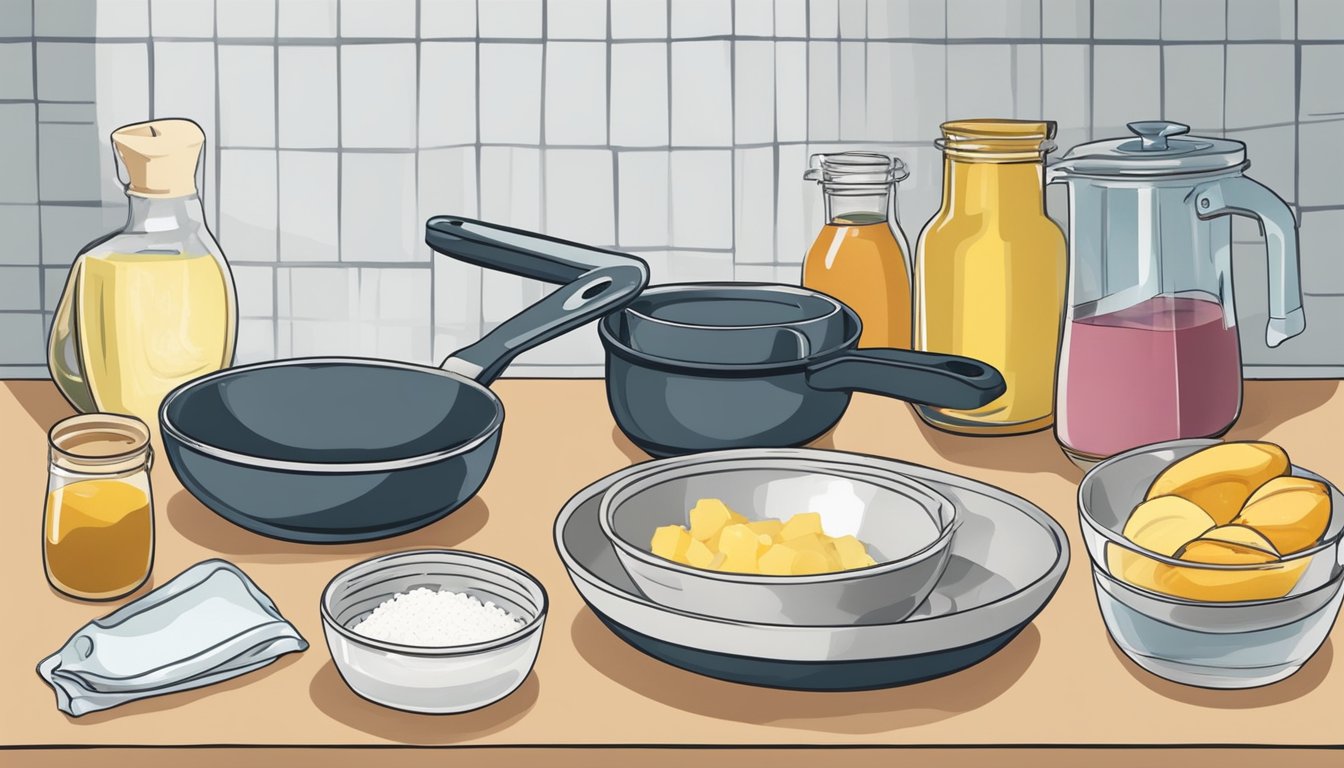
[1078,438,1344,688]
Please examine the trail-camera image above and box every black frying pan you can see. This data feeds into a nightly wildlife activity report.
[160,218,648,543]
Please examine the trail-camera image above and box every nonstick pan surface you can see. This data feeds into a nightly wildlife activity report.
[160,218,649,543]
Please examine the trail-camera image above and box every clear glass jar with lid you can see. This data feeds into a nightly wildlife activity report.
[803,152,914,348]
[43,414,155,601]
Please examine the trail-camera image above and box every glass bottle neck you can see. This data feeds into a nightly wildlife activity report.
[125,193,207,234]
[824,190,891,225]
[940,158,1045,218]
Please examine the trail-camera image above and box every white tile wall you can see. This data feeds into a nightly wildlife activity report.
[2,0,1342,379]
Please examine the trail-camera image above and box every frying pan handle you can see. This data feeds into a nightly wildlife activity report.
[427,216,649,385]
[805,348,1006,409]
[427,216,640,282]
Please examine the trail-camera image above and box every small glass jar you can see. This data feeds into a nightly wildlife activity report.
[803,152,913,348]
[43,414,155,601]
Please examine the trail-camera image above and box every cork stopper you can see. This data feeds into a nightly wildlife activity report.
[111,118,205,198]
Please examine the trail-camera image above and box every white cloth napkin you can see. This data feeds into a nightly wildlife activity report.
[37,559,307,717]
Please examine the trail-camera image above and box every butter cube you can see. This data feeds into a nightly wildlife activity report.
[718,523,770,572]
[650,525,693,563]
[757,544,797,575]
[747,519,784,541]
[685,538,716,569]
[783,533,828,555]
[791,549,833,575]
[832,535,876,570]
[780,512,824,541]
[689,498,747,542]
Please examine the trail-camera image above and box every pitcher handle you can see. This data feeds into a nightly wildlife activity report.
[1192,176,1305,348]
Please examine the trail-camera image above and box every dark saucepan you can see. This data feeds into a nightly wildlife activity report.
[600,299,1005,457]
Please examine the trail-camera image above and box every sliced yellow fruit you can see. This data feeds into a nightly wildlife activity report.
[1122,496,1217,556]
[1196,524,1279,555]
[779,511,824,541]
[1233,476,1332,555]
[1146,442,1290,524]
[1177,537,1278,565]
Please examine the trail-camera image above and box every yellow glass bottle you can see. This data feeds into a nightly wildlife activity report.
[914,120,1066,435]
[48,119,236,427]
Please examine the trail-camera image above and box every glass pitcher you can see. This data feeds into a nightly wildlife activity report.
[1050,121,1304,466]
[803,152,913,348]
[48,119,237,427]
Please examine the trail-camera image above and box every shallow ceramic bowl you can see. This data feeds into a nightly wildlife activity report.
[1079,438,1344,688]
[320,550,547,713]
[599,452,956,626]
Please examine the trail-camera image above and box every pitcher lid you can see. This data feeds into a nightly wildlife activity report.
[1053,121,1246,178]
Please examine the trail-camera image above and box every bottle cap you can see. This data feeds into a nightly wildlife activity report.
[111,118,205,198]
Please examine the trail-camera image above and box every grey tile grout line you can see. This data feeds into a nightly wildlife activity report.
[538,3,548,245]
[771,1,780,271]
[1087,0,1094,140]
[1293,0,1301,222]
[664,0,672,251]
[272,0,280,358]
[729,0,737,277]
[474,0,483,345]
[12,34,1340,45]
[30,0,43,340]
[416,0,427,363]
[607,0,619,250]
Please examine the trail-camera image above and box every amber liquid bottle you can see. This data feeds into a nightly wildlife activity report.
[803,152,912,348]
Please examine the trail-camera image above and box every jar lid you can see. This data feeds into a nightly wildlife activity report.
[112,118,205,198]
[804,151,909,189]
[49,414,151,473]
[1052,121,1247,179]
[936,119,1056,162]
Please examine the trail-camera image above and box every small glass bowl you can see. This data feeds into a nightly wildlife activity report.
[1078,438,1344,688]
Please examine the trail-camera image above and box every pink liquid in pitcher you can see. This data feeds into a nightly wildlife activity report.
[1058,295,1242,460]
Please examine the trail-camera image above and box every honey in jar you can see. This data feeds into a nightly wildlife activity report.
[43,414,154,600]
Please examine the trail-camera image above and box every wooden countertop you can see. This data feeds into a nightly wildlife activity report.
[2,378,1343,767]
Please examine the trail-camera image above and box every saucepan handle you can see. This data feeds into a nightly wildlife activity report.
[427,217,649,385]
[804,348,1006,409]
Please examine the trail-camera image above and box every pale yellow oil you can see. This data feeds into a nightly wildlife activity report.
[54,252,235,425]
